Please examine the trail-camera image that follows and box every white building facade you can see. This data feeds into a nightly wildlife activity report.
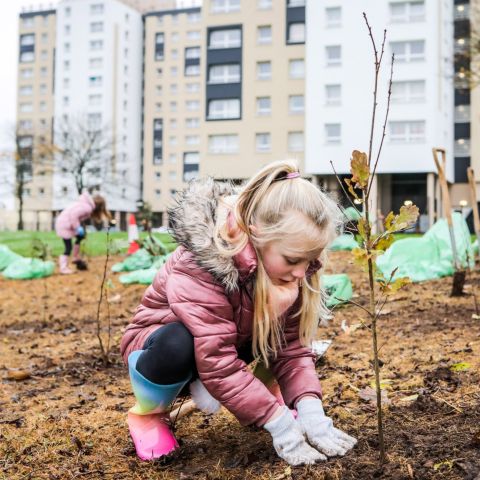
[53,0,143,223]
[306,0,454,229]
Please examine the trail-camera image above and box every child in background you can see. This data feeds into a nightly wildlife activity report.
[55,192,111,274]
[120,160,357,466]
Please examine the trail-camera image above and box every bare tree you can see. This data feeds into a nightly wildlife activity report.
[54,114,115,195]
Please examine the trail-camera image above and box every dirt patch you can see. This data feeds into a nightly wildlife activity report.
[1,252,479,479]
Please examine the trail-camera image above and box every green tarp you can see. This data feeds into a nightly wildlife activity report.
[377,212,474,283]
[0,245,23,271]
[118,256,168,284]
[3,258,55,280]
[111,249,153,272]
[323,274,353,307]
[329,234,359,251]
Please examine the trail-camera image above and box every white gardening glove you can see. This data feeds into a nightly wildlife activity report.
[296,398,357,457]
[264,406,327,465]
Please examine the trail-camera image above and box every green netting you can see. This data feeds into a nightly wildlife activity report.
[111,249,153,272]
[323,274,353,307]
[329,234,359,251]
[377,212,474,283]
[0,245,23,271]
[2,258,55,280]
[118,255,169,284]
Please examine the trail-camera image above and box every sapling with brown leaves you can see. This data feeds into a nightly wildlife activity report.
[333,15,420,463]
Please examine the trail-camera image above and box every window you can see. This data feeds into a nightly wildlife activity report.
[90,39,103,50]
[90,4,104,14]
[89,76,102,87]
[186,118,200,128]
[155,189,161,198]
[185,64,201,76]
[170,101,177,112]
[21,68,33,78]
[41,33,48,44]
[208,99,240,120]
[390,1,425,23]
[256,97,271,115]
[390,40,425,62]
[186,135,200,146]
[19,120,33,130]
[88,113,102,130]
[155,172,161,181]
[171,48,179,59]
[171,32,179,43]
[22,17,34,28]
[208,134,239,154]
[155,33,164,60]
[389,120,425,142]
[326,46,341,66]
[20,103,33,113]
[39,101,47,112]
[20,34,35,47]
[40,50,48,60]
[169,154,177,164]
[89,57,102,69]
[326,7,342,27]
[64,42,70,53]
[209,28,241,49]
[391,80,425,103]
[20,51,34,63]
[288,0,305,6]
[170,84,177,94]
[258,0,272,9]
[155,102,162,112]
[63,96,69,106]
[186,82,200,93]
[169,136,177,146]
[170,66,178,77]
[256,133,271,152]
[89,94,102,105]
[156,85,162,95]
[65,6,71,17]
[211,0,240,13]
[90,21,103,33]
[170,119,177,129]
[19,86,33,96]
[289,59,304,79]
[40,67,47,77]
[288,132,304,152]
[19,136,33,148]
[187,30,201,40]
[186,100,200,111]
[288,23,305,44]
[183,152,199,182]
[325,124,341,144]
[325,84,341,105]
[257,61,271,80]
[171,14,178,25]
[185,47,201,59]
[257,26,272,45]
[289,95,304,114]
[39,188,45,197]
[208,64,241,83]
[63,78,70,88]
[65,25,71,35]
[188,12,201,23]
[64,60,70,71]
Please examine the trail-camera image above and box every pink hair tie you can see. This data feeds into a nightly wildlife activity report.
[286,172,300,179]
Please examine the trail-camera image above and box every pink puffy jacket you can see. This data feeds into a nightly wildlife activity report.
[55,193,95,239]
[120,179,323,427]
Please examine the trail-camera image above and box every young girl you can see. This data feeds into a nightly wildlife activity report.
[55,192,111,274]
[120,160,357,466]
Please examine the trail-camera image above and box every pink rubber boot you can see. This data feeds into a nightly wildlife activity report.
[58,255,73,274]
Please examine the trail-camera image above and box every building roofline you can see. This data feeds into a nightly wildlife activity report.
[20,9,56,19]
[143,7,200,18]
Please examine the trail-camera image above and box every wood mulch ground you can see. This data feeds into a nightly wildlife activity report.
[1,251,479,479]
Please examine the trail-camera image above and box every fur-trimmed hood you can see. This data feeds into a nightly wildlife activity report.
[167,178,257,293]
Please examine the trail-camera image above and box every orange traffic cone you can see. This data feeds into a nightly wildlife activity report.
[127,213,140,255]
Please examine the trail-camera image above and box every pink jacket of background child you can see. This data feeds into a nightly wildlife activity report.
[120,179,323,428]
[55,193,95,239]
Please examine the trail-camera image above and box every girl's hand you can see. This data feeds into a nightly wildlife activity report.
[264,407,326,465]
[296,398,357,457]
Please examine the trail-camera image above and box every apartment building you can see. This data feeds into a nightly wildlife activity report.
[15,8,57,230]
[142,0,307,225]
[305,0,454,231]
[52,0,143,229]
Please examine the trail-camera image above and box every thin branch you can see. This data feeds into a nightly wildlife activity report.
[339,297,373,317]
[368,53,395,198]
[330,160,362,213]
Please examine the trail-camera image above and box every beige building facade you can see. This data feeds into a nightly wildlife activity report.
[142,0,306,225]
[14,8,57,230]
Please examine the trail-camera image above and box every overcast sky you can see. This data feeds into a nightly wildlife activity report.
[0,1,60,151]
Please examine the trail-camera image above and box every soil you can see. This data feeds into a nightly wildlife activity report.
[1,251,479,480]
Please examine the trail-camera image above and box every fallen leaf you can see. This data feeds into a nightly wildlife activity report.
[450,362,471,372]
[6,370,31,381]
[108,293,122,303]
[341,320,363,335]
[370,379,393,390]
[400,394,419,403]
[358,386,391,405]
[472,314,480,320]
[274,466,292,480]
[433,460,454,471]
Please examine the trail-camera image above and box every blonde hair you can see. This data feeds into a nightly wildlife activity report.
[215,160,341,366]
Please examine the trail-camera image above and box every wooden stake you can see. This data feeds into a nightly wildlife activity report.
[467,167,480,257]
[432,148,465,296]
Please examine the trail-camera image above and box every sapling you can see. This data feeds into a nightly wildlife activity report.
[95,228,112,366]
[31,239,52,324]
[333,14,419,462]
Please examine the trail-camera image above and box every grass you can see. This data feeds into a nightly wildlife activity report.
[0,230,175,257]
